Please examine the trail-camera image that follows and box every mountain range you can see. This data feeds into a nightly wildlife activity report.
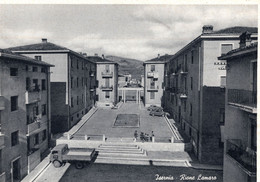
[105,55,144,80]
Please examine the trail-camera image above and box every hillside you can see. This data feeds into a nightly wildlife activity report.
[105,55,144,80]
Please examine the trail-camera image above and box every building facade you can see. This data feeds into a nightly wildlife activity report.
[163,26,257,164]
[0,49,52,182]
[7,39,97,133]
[219,32,257,182]
[143,54,172,107]
[87,55,118,107]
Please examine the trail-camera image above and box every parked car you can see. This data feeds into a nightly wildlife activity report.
[50,144,96,169]
[149,108,165,117]
[147,105,161,111]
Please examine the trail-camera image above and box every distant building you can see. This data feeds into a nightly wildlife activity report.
[7,39,97,134]
[0,49,53,181]
[87,55,118,107]
[118,74,127,88]
[163,25,257,164]
[143,54,172,107]
[219,32,257,182]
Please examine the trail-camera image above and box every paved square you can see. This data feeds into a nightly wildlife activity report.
[76,102,173,138]
[114,114,140,127]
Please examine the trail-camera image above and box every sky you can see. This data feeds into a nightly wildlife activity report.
[0,4,258,61]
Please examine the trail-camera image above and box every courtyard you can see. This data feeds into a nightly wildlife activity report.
[75,102,173,139]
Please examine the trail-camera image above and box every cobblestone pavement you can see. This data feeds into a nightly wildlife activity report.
[76,102,173,138]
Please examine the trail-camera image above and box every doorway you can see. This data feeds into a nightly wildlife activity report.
[11,157,20,182]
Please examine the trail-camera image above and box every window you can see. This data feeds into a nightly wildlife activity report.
[71,117,73,121]
[34,134,39,145]
[71,77,73,88]
[10,68,18,76]
[151,65,155,72]
[33,66,38,72]
[251,121,256,150]
[77,96,79,105]
[82,61,84,70]
[221,44,233,56]
[219,138,224,148]
[105,65,110,73]
[71,97,74,107]
[190,103,192,116]
[26,65,29,71]
[150,92,155,99]
[33,105,39,116]
[11,96,18,111]
[11,131,19,146]
[105,92,110,98]
[42,104,46,115]
[82,77,84,87]
[35,56,42,61]
[41,67,46,73]
[189,127,192,136]
[220,76,226,87]
[42,130,47,141]
[190,77,193,90]
[26,77,31,91]
[150,79,155,89]
[42,79,46,90]
[219,108,225,125]
[77,60,79,69]
[33,79,39,91]
[77,113,79,118]
[96,95,99,101]
[77,77,79,87]
[184,100,186,112]
[191,50,194,64]
[71,59,73,68]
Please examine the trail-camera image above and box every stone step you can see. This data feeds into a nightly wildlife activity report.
[99,144,138,148]
[97,149,144,154]
[98,151,146,157]
[95,157,188,167]
[97,147,142,152]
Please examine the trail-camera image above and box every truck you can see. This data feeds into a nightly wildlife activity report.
[50,144,96,169]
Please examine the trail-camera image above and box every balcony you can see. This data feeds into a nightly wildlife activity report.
[100,85,113,91]
[27,116,41,136]
[102,71,113,78]
[25,86,41,104]
[0,134,5,149]
[179,88,188,99]
[0,96,5,110]
[147,72,159,79]
[147,85,159,92]
[228,89,257,113]
[0,172,5,182]
[180,66,188,75]
[226,139,256,176]
[90,71,95,77]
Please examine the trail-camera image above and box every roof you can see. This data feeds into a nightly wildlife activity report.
[0,49,54,67]
[168,26,258,62]
[87,56,117,64]
[218,42,257,60]
[144,54,173,64]
[6,41,95,64]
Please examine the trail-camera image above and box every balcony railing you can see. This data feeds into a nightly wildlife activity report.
[228,89,257,112]
[180,88,188,99]
[0,172,5,182]
[26,85,40,92]
[100,85,113,91]
[25,90,41,105]
[226,139,256,175]
[27,115,41,135]
[180,66,188,74]
[0,134,4,148]
[0,96,5,110]
[90,71,95,77]
[147,72,159,79]
[147,85,159,92]
[102,71,113,78]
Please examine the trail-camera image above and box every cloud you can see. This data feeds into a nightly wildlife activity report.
[0,28,53,48]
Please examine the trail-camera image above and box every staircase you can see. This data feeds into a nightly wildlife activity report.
[95,143,147,165]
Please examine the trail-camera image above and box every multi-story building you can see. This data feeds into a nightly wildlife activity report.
[218,32,257,182]
[87,55,118,107]
[0,49,52,181]
[163,26,257,164]
[7,39,97,133]
[143,54,172,107]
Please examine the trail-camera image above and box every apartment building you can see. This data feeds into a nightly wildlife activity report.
[87,55,118,107]
[163,26,257,164]
[143,54,172,107]
[219,32,257,182]
[0,49,52,182]
[7,39,97,133]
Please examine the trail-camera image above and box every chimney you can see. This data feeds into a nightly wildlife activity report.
[239,31,252,48]
[42,38,47,43]
[102,54,105,59]
[202,25,213,34]
[94,53,98,57]
[82,53,87,57]
[158,54,160,59]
